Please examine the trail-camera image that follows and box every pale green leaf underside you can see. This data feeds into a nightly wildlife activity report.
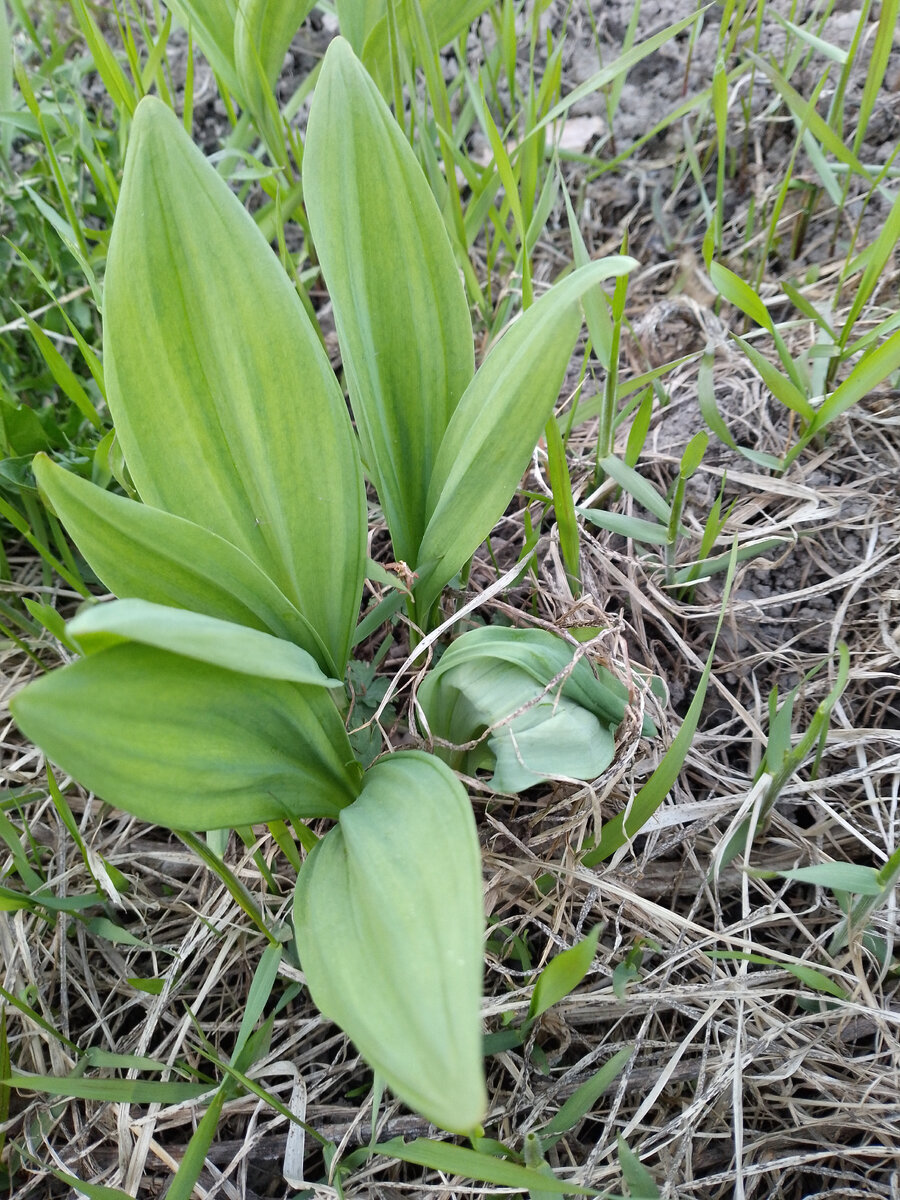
[11,644,360,830]
[415,257,637,612]
[104,96,365,672]
[293,751,486,1134]
[68,599,340,687]
[419,625,631,728]
[420,657,615,793]
[34,455,332,671]
[305,38,474,566]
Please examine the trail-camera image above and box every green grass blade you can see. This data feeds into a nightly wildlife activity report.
[163,0,241,98]
[337,0,384,53]
[529,926,601,1021]
[11,305,102,429]
[810,327,900,434]
[747,53,873,188]
[540,1046,635,1148]
[852,0,899,158]
[577,508,668,546]
[595,455,672,525]
[0,0,12,164]
[1,1072,211,1103]
[731,334,815,422]
[160,1086,228,1200]
[536,8,708,134]
[373,1137,599,1194]
[617,1136,659,1200]
[544,417,580,592]
[838,188,900,348]
[362,0,495,93]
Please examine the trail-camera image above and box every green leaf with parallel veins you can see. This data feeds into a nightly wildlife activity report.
[163,0,240,97]
[293,751,485,1134]
[415,258,636,613]
[11,644,360,830]
[68,600,340,687]
[362,0,496,94]
[104,97,365,673]
[337,0,384,53]
[233,0,317,150]
[304,38,474,567]
[34,455,331,670]
[233,0,316,94]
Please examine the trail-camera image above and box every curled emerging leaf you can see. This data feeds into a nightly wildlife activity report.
[417,626,649,793]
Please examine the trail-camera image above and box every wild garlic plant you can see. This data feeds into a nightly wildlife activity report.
[12,39,638,1135]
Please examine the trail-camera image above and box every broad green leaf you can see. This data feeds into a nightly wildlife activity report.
[337,0,384,54]
[164,0,240,96]
[416,258,636,613]
[293,751,485,1134]
[104,97,366,672]
[461,664,615,793]
[233,0,317,149]
[373,1137,598,1195]
[34,455,331,669]
[305,38,474,566]
[529,926,601,1021]
[11,643,360,830]
[362,0,496,93]
[233,0,316,93]
[68,600,340,687]
[777,863,882,895]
